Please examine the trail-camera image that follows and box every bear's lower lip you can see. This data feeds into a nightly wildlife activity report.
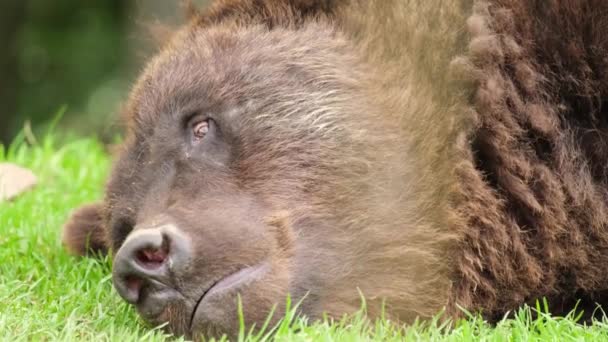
[189,262,270,331]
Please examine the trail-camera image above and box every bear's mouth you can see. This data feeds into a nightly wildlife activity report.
[189,262,270,332]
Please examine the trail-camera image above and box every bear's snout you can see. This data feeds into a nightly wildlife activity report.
[112,222,192,319]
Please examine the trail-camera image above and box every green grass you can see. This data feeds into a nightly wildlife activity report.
[2,134,608,341]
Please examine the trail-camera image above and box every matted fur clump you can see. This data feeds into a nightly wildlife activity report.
[62,0,608,338]
[452,0,608,320]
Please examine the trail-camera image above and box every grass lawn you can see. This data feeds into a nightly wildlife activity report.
[3,134,608,341]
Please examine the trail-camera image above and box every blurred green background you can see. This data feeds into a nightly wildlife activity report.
[0,0,207,145]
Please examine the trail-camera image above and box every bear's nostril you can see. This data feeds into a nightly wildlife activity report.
[116,274,145,304]
[113,224,191,307]
[125,275,143,299]
[136,247,168,269]
[126,275,143,291]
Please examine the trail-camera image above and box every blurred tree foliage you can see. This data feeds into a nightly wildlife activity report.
[0,0,213,145]
[0,0,130,144]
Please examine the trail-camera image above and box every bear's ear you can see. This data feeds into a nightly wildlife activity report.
[62,202,108,257]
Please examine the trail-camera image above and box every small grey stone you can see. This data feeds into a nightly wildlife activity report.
[0,163,38,201]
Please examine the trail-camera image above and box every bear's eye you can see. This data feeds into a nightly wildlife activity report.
[192,119,210,141]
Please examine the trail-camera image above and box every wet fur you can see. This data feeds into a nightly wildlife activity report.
[63,0,608,333]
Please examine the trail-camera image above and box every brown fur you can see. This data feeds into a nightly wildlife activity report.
[62,202,108,256]
[63,0,608,338]
[451,0,608,320]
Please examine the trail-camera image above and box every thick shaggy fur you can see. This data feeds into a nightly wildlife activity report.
[452,0,608,319]
[63,0,608,336]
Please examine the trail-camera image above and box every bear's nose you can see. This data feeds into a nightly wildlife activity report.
[112,223,192,316]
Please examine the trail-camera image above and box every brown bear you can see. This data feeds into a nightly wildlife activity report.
[63,0,608,338]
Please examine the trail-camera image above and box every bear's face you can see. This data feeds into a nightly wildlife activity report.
[103,24,379,338]
[107,105,293,336]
